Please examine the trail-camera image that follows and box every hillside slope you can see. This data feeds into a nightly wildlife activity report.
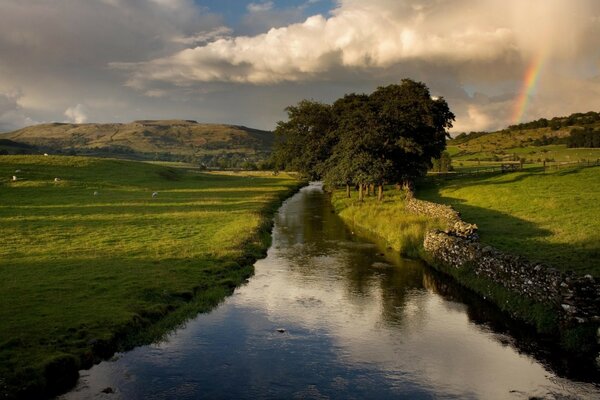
[1,120,275,165]
[448,112,600,165]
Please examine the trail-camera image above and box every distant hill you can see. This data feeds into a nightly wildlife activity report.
[0,120,275,167]
[447,111,600,165]
[450,111,600,151]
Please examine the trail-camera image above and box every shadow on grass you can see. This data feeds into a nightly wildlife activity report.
[416,180,600,276]
[0,177,304,400]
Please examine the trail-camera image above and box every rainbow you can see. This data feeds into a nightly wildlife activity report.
[511,53,546,124]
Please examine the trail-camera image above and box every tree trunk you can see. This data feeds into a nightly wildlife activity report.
[346,184,351,198]
[377,184,383,201]
[358,184,363,201]
[402,180,414,199]
[369,184,375,196]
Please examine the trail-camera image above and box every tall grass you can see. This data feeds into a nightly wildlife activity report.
[330,189,444,257]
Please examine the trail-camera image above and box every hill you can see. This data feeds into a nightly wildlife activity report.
[1,120,275,167]
[447,111,600,166]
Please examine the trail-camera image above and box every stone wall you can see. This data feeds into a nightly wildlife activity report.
[406,198,478,240]
[407,198,600,325]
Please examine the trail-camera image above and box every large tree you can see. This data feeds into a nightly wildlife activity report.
[272,100,335,179]
[273,79,454,199]
[369,79,454,189]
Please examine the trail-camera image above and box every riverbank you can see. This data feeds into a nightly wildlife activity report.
[0,156,304,399]
[329,170,599,365]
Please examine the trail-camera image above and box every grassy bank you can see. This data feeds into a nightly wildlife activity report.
[418,166,600,277]
[0,155,302,398]
[330,189,445,257]
[330,167,599,356]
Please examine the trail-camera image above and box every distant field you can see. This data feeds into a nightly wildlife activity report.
[417,166,600,277]
[0,155,299,397]
[449,144,600,167]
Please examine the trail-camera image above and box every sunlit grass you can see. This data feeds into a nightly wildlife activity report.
[418,166,600,276]
[330,189,444,257]
[0,155,300,397]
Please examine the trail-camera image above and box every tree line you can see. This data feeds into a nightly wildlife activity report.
[568,127,600,148]
[508,111,600,131]
[272,79,454,200]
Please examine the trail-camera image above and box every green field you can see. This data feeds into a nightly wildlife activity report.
[448,144,600,168]
[417,166,600,277]
[0,156,300,398]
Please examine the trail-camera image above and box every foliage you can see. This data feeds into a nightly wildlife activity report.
[272,100,335,179]
[507,110,600,131]
[274,79,455,199]
[0,155,301,398]
[431,151,452,172]
[568,127,600,148]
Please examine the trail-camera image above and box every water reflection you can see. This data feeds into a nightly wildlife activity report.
[63,183,599,399]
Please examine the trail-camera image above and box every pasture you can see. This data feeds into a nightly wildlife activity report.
[0,155,299,397]
[417,166,600,277]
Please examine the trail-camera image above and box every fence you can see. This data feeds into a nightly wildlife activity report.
[428,159,599,180]
[543,159,600,171]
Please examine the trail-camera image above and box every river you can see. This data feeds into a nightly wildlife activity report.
[63,183,599,399]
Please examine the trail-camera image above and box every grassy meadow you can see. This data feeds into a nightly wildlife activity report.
[331,189,445,257]
[0,155,300,398]
[417,166,600,277]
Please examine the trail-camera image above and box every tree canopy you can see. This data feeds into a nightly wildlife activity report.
[273,79,455,199]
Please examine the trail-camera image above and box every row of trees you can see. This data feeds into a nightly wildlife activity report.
[272,79,455,200]
[568,127,600,148]
[508,111,600,131]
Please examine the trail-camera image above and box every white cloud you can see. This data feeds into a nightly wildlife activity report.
[64,104,88,124]
[247,1,274,13]
[120,2,521,86]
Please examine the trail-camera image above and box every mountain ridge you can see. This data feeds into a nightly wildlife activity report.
[0,120,275,166]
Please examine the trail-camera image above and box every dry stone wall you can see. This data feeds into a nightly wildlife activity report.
[407,198,600,325]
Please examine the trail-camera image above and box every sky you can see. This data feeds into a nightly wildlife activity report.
[1,0,600,133]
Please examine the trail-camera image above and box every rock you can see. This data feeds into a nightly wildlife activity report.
[276,328,286,333]
[101,387,114,394]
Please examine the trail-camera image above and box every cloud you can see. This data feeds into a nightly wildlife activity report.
[247,2,274,13]
[107,0,600,132]
[0,0,223,127]
[172,26,233,46]
[64,104,88,124]
[119,1,521,86]
[1,0,600,133]
[0,91,37,132]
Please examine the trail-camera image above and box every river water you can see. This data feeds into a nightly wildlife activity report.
[63,183,599,399]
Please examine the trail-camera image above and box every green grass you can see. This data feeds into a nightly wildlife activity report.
[417,166,600,277]
[449,144,600,166]
[330,189,444,257]
[0,155,301,398]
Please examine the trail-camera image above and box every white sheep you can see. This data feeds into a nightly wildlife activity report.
[43,153,48,156]
[54,178,60,182]
[12,176,17,181]
[152,191,158,198]
[93,191,99,196]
